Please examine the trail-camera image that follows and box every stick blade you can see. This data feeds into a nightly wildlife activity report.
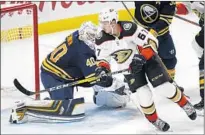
[13,79,34,96]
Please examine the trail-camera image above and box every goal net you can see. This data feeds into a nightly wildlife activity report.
[1,3,40,99]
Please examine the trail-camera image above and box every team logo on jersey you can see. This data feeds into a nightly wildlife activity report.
[140,4,158,23]
[110,49,133,64]
[130,78,135,85]
[123,23,132,30]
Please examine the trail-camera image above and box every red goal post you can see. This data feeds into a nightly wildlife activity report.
[1,3,40,99]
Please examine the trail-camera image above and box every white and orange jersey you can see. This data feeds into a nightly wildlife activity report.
[95,21,158,71]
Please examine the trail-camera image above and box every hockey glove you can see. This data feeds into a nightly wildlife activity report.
[129,54,146,74]
[176,2,190,15]
[149,28,158,38]
[95,67,113,87]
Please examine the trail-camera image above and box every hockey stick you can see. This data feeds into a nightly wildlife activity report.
[121,2,200,28]
[174,14,200,27]
[121,2,138,24]
[121,2,188,93]
[13,68,129,96]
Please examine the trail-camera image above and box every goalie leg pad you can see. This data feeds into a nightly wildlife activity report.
[145,54,171,88]
[10,98,85,124]
[27,98,85,118]
[124,69,148,93]
[157,33,177,69]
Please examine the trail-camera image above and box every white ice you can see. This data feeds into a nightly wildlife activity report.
[1,13,204,134]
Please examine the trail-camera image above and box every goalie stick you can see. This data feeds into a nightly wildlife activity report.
[174,14,200,27]
[13,68,129,96]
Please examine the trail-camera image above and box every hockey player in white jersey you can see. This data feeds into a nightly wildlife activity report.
[95,7,197,131]
[176,1,204,112]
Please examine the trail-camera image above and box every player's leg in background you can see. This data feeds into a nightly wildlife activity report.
[41,71,74,100]
[194,53,204,109]
[157,33,185,92]
[193,27,204,110]
[157,33,177,80]
[124,68,170,132]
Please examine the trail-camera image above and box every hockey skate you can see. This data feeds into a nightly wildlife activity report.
[9,101,28,124]
[194,99,204,110]
[182,101,197,120]
[151,118,170,132]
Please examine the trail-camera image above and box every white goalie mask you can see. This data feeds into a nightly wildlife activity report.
[78,21,98,50]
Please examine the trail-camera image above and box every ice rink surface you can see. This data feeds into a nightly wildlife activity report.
[1,13,204,134]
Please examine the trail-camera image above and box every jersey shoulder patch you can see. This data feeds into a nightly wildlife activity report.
[119,21,137,37]
[122,22,133,30]
[95,31,115,45]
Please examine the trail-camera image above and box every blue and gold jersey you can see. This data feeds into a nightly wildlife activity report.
[134,1,176,36]
[41,30,97,82]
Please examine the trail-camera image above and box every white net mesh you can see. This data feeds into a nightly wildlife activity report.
[1,4,38,93]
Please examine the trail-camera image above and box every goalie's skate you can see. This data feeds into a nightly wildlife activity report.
[9,101,28,124]
[151,118,170,132]
[182,101,197,120]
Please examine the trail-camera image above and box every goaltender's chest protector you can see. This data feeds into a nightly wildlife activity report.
[95,21,139,70]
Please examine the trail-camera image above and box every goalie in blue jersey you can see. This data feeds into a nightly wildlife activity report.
[9,22,130,124]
